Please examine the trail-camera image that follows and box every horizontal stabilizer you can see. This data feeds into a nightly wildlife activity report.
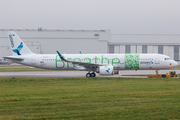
[3,56,24,61]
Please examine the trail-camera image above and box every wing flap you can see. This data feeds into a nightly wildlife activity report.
[72,61,104,68]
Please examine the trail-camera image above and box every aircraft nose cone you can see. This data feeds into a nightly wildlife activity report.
[169,61,178,68]
[175,61,178,67]
[172,61,178,67]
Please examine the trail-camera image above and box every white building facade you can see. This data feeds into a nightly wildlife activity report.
[0,29,180,61]
[0,29,110,60]
[109,34,180,61]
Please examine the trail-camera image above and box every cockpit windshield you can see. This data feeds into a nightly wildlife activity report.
[164,58,172,60]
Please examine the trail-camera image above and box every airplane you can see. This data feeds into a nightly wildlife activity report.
[3,31,178,77]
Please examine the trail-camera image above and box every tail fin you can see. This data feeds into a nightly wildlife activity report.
[7,31,34,56]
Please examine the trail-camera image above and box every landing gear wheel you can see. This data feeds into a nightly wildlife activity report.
[162,74,166,78]
[91,73,96,77]
[86,73,91,77]
[156,70,159,74]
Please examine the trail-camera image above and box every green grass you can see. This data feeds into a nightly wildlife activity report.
[0,67,54,72]
[0,77,180,119]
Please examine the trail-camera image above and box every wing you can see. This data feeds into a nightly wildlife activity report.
[56,51,105,70]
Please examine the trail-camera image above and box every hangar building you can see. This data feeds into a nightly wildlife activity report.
[109,34,180,61]
[0,29,110,60]
[0,29,180,62]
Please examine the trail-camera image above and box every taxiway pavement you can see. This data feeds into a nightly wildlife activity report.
[0,70,180,78]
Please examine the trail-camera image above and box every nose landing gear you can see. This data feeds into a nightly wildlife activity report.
[156,70,159,74]
[86,72,96,77]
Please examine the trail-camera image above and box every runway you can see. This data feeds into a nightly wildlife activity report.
[0,70,180,78]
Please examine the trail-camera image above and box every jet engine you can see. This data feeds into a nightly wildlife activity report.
[96,66,114,75]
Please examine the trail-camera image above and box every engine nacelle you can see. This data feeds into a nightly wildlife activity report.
[97,66,114,75]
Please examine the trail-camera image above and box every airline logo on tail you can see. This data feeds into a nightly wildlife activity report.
[9,35,15,48]
[12,42,23,55]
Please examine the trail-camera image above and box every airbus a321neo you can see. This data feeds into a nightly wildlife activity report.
[4,32,178,77]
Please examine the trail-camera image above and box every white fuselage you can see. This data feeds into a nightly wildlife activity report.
[5,32,178,77]
[16,53,177,71]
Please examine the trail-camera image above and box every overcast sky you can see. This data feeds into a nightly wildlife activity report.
[0,0,180,34]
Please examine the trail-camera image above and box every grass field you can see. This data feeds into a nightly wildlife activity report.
[0,67,53,72]
[0,77,180,119]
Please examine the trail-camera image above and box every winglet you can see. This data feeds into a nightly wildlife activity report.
[79,51,82,54]
[56,51,65,61]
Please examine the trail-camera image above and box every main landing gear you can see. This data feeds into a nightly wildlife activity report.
[86,72,96,77]
[156,70,159,74]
